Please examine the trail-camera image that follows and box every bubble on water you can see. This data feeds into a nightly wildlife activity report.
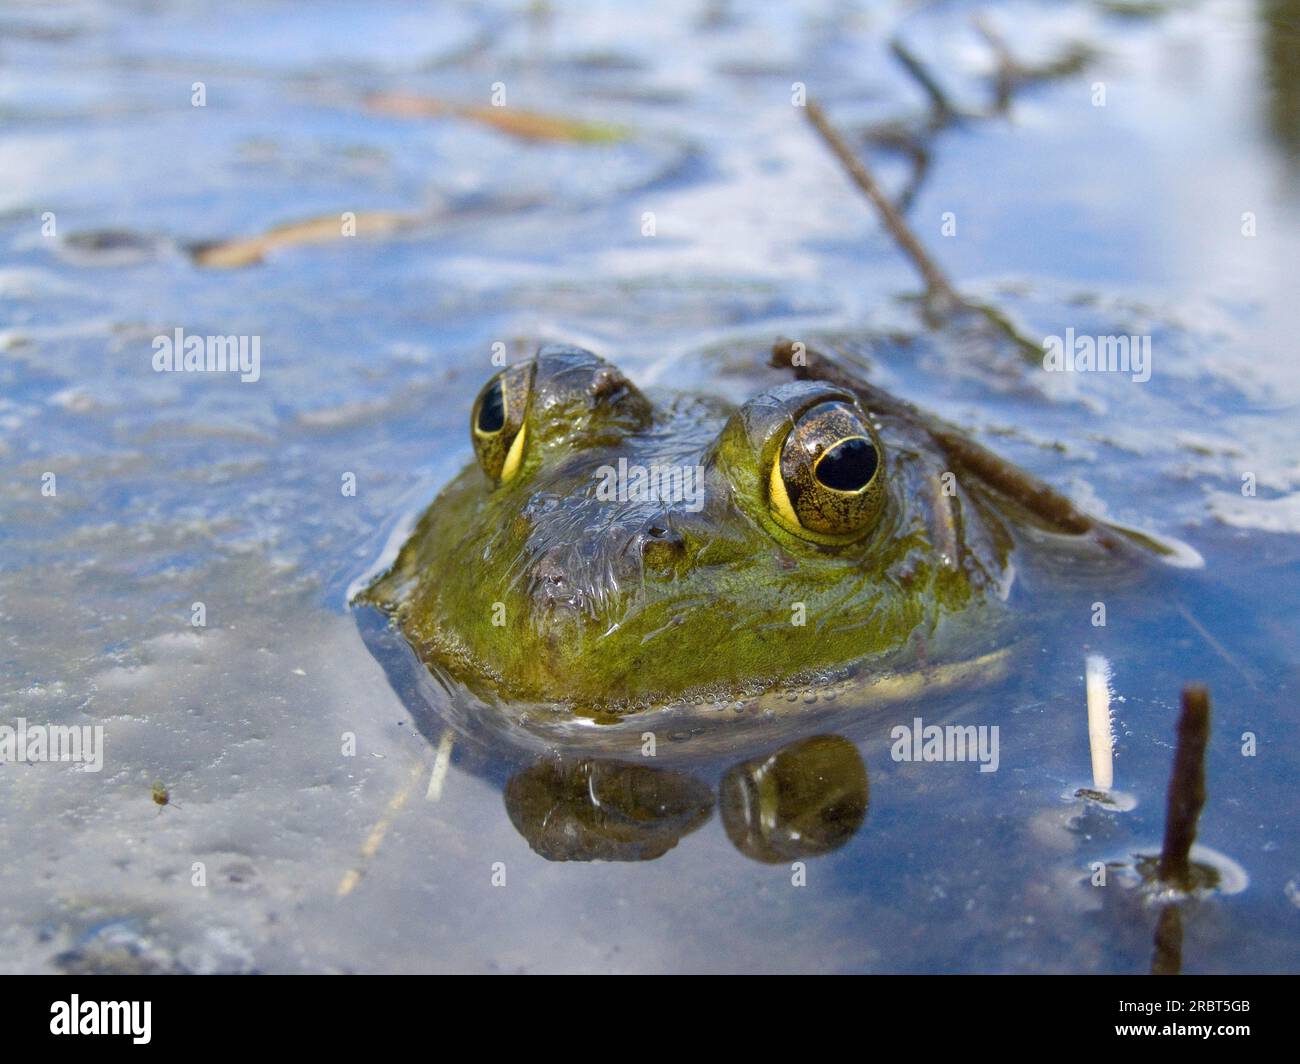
[1285,878,1300,908]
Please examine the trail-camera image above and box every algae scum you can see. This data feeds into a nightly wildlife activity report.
[1,0,1299,972]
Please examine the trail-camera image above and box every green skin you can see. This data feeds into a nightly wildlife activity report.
[362,342,1155,719]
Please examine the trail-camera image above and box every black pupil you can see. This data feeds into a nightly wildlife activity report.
[816,437,877,491]
[477,379,506,433]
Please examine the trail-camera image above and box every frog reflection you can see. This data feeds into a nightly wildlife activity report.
[503,735,869,864]
[504,759,713,862]
[719,735,868,863]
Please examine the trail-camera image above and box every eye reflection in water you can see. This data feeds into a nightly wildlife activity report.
[504,759,713,862]
[503,735,869,864]
[719,735,869,864]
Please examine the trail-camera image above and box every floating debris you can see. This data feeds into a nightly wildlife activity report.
[1095,0,1171,18]
[336,757,426,898]
[57,229,173,267]
[425,730,454,802]
[972,15,1095,115]
[190,209,423,269]
[1085,654,1114,792]
[1071,786,1136,811]
[366,91,629,144]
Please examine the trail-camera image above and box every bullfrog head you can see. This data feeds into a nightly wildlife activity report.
[361,341,1161,719]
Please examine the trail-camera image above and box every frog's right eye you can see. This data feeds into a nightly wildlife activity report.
[471,363,532,483]
[767,400,886,544]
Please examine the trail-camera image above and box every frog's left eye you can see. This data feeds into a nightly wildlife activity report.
[471,363,532,483]
[768,401,886,544]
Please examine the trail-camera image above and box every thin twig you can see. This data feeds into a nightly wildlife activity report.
[804,99,960,308]
[1176,602,1259,691]
[973,15,1096,116]
[861,119,934,213]
[889,38,959,125]
[972,15,1018,113]
[336,755,428,898]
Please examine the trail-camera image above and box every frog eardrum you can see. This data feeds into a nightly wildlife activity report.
[768,399,887,544]
[471,361,533,482]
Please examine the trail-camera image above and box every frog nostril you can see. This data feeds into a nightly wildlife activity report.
[638,523,685,571]
[588,367,628,401]
[529,551,575,608]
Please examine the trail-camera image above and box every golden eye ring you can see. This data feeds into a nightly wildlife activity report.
[768,402,886,543]
[471,363,532,482]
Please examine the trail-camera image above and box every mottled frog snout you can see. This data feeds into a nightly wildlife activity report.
[522,513,689,626]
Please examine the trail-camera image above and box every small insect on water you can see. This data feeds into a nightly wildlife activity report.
[151,780,173,814]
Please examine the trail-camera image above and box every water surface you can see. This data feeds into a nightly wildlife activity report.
[1,0,1298,972]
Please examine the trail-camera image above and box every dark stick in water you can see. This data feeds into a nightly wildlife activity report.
[804,99,960,308]
[1150,903,1183,976]
[1157,685,1211,886]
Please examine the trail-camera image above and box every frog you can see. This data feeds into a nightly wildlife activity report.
[500,733,870,863]
[358,338,1173,736]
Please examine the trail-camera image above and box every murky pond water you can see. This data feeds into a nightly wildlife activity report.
[2,0,1298,973]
